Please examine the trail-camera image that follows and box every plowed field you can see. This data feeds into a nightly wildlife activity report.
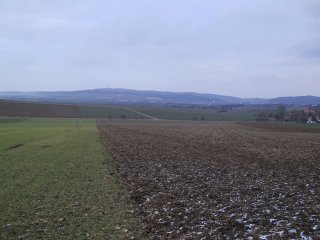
[98,121,320,239]
[0,101,81,118]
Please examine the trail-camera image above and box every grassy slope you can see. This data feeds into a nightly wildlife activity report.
[0,99,255,121]
[78,105,146,119]
[131,106,256,121]
[0,119,145,239]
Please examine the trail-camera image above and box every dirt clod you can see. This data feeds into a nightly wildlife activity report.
[98,120,320,239]
[5,144,24,150]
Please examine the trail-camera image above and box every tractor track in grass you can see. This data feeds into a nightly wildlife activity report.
[97,120,320,239]
[120,107,159,120]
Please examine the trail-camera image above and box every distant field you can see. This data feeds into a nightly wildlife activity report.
[239,121,320,133]
[0,100,256,121]
[0,118,144,239]
[78,105,146,119]
[79,105,256,121]
[0,101,80,118]
[0,101,145,119]
[131,106,256,121]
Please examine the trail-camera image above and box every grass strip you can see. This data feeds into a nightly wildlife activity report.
[0,118,145,239]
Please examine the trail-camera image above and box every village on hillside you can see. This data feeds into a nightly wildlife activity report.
[255,105,320,123]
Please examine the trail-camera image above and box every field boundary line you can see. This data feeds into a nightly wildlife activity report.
[121,107,158,120]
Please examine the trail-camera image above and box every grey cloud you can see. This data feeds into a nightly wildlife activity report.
[301,0,320,19]
[301,43,320,59]
[0,0,320,97]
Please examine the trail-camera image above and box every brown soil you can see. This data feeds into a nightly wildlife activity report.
[97,120,320,239]
[0,101,81,118]
[5,143,24,150]
[238,122,320,133]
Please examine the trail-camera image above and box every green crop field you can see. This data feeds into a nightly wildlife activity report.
[78,105,146,119]
[131,106,256,121]
[81,105,256,121]
[0,118,144,239]
[0,100,257,121]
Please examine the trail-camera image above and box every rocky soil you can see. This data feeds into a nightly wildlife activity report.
[98,120,320,239]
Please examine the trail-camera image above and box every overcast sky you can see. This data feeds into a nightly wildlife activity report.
[1,0,320,97]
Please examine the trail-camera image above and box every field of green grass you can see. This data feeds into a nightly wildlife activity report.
[0,118,144,239]
[79,105,256,121]
[131,106,256,121]
[0,99,257,121]
[78,105,146,119]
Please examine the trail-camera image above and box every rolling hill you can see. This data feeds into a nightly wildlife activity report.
[0,88,319,105]
[267,96,320,105]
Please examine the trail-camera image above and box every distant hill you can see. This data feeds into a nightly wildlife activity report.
[0,88,267,105]
[0,88,318,105]
[267,96,320,105]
